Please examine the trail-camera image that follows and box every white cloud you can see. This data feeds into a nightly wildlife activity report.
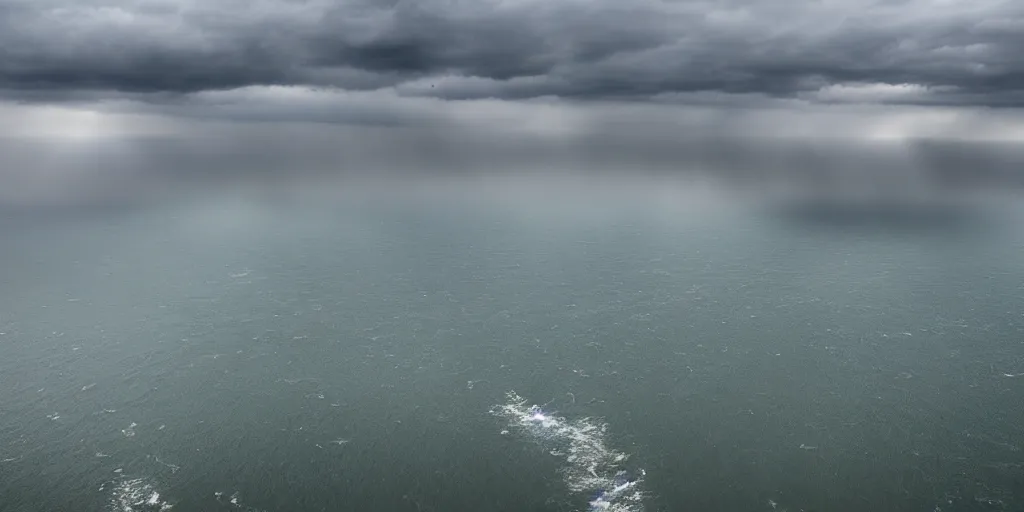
[807,82,940,103]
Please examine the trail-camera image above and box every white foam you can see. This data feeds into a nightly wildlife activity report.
[215,491,268,512]
[491,391,646,512]
[109,477,173,511]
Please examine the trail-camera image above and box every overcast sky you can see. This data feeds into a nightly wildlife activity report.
[2,0,1024,205]
[3,0,1024,104]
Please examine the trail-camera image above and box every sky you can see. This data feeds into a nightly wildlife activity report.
[1,0,1024,207]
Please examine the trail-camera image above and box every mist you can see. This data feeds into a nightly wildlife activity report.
[4,97,1024,219]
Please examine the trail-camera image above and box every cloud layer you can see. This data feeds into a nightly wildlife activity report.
[2,0,1023,105]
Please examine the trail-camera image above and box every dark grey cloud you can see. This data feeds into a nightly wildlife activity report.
[2,0,1024,105]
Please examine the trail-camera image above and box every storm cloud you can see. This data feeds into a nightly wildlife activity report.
[3,0,1024,216]
[2,0,1024,105]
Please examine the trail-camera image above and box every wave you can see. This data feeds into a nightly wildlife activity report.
[491,391,646,512]
[108,477,173,512]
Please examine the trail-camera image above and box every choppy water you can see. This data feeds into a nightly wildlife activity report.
[1,187,1023,512]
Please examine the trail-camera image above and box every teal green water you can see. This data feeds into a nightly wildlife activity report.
[1,190,1022,512]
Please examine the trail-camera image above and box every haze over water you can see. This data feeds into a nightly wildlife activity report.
[2,180,1022,512]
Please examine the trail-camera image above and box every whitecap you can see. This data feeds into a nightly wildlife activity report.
[491,391,646,512]
[109,477,173,511]
[215,491,268,512]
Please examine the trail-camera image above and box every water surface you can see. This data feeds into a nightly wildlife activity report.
[2,187,1022,512]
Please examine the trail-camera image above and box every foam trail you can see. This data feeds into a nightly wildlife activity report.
[109,477,173,511]
[491,391,646,512]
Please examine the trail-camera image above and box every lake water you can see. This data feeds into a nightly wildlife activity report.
[2,181,1022,512]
